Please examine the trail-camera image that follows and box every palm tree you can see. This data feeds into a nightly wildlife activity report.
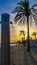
[12,0,31,52]
[32,32,37,41]
[12,0,37,52]
[20,30,25,42]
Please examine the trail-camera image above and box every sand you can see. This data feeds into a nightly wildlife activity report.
[0,44,37,65]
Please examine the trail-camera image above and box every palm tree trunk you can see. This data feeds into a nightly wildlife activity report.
[27,16,30,52]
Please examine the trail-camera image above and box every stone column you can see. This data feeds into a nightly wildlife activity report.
[1,13,10,65]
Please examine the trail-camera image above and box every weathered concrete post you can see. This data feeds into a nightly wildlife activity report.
[1,13,10,65]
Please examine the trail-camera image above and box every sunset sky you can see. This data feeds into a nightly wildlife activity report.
[0,0,37,43]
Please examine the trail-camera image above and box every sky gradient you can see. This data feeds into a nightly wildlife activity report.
[0,0,37,42]
[0,0,37,20]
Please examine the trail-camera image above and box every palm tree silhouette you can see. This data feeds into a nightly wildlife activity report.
[20,30,26,46]
[12,0,31,52]
[20,30,25,42]
[12,0,37,52]
[32,32,37,41]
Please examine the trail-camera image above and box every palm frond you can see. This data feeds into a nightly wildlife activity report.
[32,14,37,26]
[18,17,23,25]
[14,13,25,24]
[12,0,31,25]
[12,5,24,13]
[18,1,25,7]
[14,13,22,19]
[14,15,22,23]
[32,14,37,21]
[18,15,25,25]
[32,9,37,15]
[32,4,37,11]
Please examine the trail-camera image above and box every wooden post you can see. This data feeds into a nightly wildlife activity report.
[1,13,10,65]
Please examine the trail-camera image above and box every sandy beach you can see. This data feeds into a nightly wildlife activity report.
[10,44,37,65]
[0,44,37,65]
